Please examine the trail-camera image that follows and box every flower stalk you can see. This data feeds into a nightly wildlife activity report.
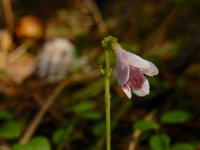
[102,36,117,150]
[104,49,111,150]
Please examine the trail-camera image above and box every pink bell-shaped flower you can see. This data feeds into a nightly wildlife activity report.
[114,44,159,99]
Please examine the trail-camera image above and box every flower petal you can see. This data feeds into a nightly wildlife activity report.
[122,84,132,99]
[115,56,130,86]
[132,78,150,97]
[114,46,158,76]
[114,46,149,67]
[140,61,159,76]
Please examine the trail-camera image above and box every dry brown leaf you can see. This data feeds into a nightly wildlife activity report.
[6,54,36,84]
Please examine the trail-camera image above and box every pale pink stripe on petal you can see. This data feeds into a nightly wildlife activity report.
[127,65,145,90]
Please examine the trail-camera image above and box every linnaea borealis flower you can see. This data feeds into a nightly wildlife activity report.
[113,43,159,99]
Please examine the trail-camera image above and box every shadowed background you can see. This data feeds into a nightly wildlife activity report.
[0,0,199,150]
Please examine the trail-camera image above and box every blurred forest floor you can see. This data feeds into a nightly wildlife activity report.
[0,0,200,150]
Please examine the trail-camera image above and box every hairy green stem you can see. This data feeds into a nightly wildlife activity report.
[104,50,111,150]
[102,35,117,150]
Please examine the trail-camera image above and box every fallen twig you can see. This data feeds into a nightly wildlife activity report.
[128,110,156,150]
[84,0,108,38]
[19,71,99,144]
[2,0,14,33]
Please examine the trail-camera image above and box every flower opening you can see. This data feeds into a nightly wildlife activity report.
[114,44,158,99]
